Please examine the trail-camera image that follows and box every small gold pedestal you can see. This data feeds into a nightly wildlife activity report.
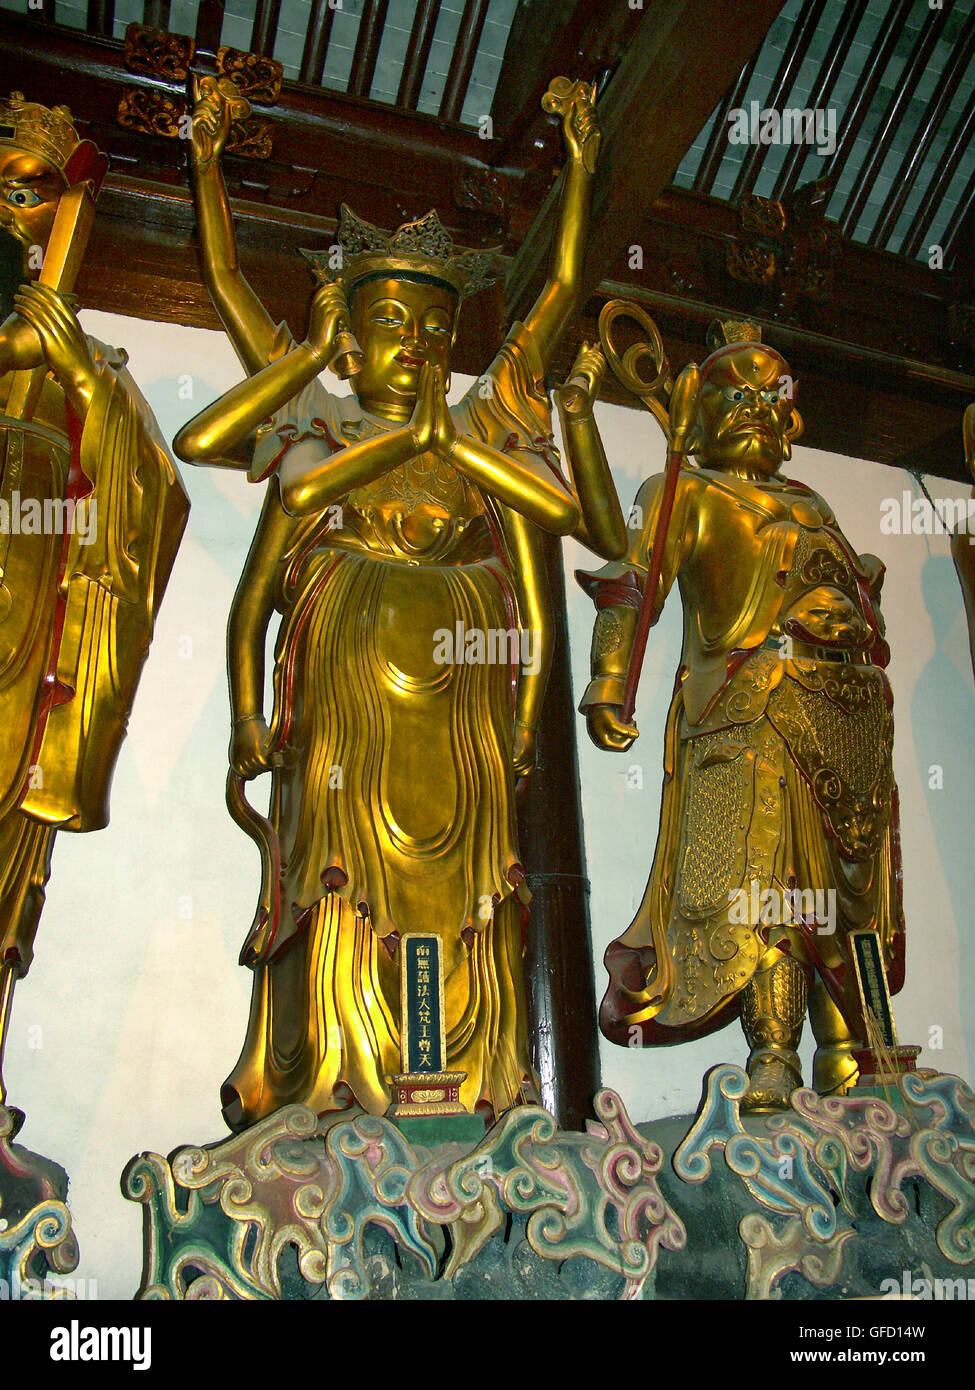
[387,1071,468,1118]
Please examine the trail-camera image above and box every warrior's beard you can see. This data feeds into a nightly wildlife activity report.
[0,227,24,323]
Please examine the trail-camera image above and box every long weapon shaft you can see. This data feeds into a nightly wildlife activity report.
[620,361,700,725]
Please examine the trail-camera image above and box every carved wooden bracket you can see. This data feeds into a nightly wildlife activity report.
[727,179,840,322]
[116,24,280,158]
[123,23,194,82]
[216,47,283,104]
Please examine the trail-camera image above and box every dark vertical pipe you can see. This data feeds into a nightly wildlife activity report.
[348,0,389,98]
[251,0,282,59]
[520,536,601,1131]
[86,0,115,36]
[143,0,171,29]
[396,0,441,110]
[299,0,337,85]
[439,0,489,123]
[194,0,224,52]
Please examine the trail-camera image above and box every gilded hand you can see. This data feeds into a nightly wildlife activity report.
[191,76,250,172]
[12,283,95,402]
[513,723,536,779]
[560,340,605,415]
[409,362,455,456]
[231,715,273,780]
[587,705,638,752]
[564,82,601,172]
[304,281,353,368]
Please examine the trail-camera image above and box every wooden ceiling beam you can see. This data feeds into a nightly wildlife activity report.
[692,47,760,195]
[439,0,490,123]
[504,0,786,325]
[770,0,868,203]
[348,0,389,100]
[396,0,442,111]
[487,0,595,153]
[729,0,827,204]
[840,4,951,239]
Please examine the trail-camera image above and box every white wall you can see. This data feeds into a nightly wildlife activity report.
[4,311,972,1298]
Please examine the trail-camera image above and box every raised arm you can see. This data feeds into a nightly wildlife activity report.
[556,342,627,559]
[174,283,348,464]
[279,363,581,534]
[521,80,601,372]
[423,364,579,534]
[227,478,298,777]
[190,77,277,376]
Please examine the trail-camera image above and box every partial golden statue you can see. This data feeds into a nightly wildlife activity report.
[0,93,189,1107]
[175,76,624,1128]
[576,314,904,1113]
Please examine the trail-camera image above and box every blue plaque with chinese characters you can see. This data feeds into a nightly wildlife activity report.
[401,934,446,1074]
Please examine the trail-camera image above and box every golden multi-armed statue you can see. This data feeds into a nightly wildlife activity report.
[574,314,906,1112]
[0,94,189,1108]
[176,76,624,1127]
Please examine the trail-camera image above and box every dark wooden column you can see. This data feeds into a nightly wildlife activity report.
[519,532,600,1131]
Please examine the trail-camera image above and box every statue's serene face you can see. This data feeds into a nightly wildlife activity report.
[0,145,63,269]
[695,346,793,477]
[349,276,457,419]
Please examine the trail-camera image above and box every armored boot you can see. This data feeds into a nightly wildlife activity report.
[740,950,808,1113]
[809,978,859,1095]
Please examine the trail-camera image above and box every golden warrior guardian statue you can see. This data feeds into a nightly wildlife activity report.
[576,318,905,1112]
[0,94,189,1106]
[175,77,624,1128]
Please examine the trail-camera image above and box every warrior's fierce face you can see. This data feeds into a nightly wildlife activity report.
[0,145,62,270]
[695,344,794,478]
[349,276,457,422]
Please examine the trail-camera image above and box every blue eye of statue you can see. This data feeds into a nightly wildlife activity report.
[8,188,41,208]
[760,390,779,404]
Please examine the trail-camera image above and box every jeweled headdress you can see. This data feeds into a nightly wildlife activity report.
[705,317,764,351]
[701,316,788,379]
[0,92,107,192]
[0,93,81,178]
[302,205,499,301]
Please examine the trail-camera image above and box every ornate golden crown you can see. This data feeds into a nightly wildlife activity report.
[302,205,499,302]
[0,92,82,178]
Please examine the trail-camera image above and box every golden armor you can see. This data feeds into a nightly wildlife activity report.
[0,94,189,1104]
[175,78,624,1128]
[576,318,905,1112]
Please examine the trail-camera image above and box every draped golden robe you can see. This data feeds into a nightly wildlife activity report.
[579,466,906,1046]
[222,324,558,1125]
[0,340,189,976]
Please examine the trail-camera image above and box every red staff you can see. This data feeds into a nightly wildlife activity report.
[620,362,700,724]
